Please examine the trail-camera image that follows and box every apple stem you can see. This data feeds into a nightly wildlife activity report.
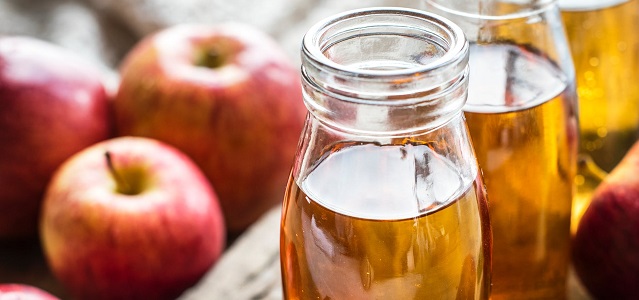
[196,49,225,69]
[105,151,132,195]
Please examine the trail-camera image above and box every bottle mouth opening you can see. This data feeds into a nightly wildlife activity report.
[300,7,470,134]
[302,7,468,81]
[558,0,626,11]
[424,0,557,20]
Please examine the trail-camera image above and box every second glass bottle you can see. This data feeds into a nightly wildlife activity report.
[424,0,579,299]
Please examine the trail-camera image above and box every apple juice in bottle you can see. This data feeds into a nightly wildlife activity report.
[424,1,578,299]
[280,8,491,300]
[560,0,639,173]
[559,0,639,233]
[464,43,576,299]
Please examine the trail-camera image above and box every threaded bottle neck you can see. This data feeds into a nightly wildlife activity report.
[301,7,469,135]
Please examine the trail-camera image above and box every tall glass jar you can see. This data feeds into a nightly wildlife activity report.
[559,0,639,234]
[280,7,492,300]
[560,0,639,173]
[423,1,579,299]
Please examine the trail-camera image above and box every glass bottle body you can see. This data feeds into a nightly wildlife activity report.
[464,44,575,298]
[281,126,491,300]
[424,1,578,299]
[559,0,639,233]
[280,8,491,300]
[560,0,639,173]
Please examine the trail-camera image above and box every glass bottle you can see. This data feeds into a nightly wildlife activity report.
[560,0,639,173]
[423,1,579,299]
[559,0,639,234]
[280,7,492,300]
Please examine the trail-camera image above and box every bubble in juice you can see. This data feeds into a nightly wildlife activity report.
[280,142,491,300]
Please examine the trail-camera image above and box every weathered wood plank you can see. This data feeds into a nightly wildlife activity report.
[180,206,283,300]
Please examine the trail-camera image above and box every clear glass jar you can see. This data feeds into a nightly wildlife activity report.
[559,0,639,234]
[422,1,579,299]
[279,7,492,300]
[560,0,639,173]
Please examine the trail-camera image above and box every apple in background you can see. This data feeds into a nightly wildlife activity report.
[572,140,639,299]
[40,136,225,300]
[113,23,306,234]
[0,284,59,300]
[0,36,112,239]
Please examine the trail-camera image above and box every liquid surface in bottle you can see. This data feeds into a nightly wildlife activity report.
[280,143,490,300]
[464,43,577,299]
[560,0,639,172]
[559,0,627,11]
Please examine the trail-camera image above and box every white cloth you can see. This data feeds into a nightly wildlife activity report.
[0,0,418,74]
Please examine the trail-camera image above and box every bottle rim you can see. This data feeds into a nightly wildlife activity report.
[300,7,472,135]
[558,0,628,11]
[302,7,468,82]
[424,0,558,20]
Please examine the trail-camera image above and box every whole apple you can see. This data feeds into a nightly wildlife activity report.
[40,136,225,300]
[572,140,639,299]
[0,284,59,300]
[0,36,112,239]
[113,23,306,234]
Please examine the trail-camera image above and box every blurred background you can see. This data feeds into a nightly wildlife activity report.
[0,0,419,298]
[0,0,418,85]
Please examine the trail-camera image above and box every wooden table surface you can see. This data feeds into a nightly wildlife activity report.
[0,205,594,300]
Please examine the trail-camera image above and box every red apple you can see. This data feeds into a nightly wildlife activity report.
[113,23,306,234]
[0,36,112,239]
[572,140,639,299]
[0,284,59,300]
[40,136,225,300]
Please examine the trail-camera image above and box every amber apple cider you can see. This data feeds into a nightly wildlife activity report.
[561,0,639,173]
[464,43,577,299]
[280,143,491,300]
[561,0,639,234]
